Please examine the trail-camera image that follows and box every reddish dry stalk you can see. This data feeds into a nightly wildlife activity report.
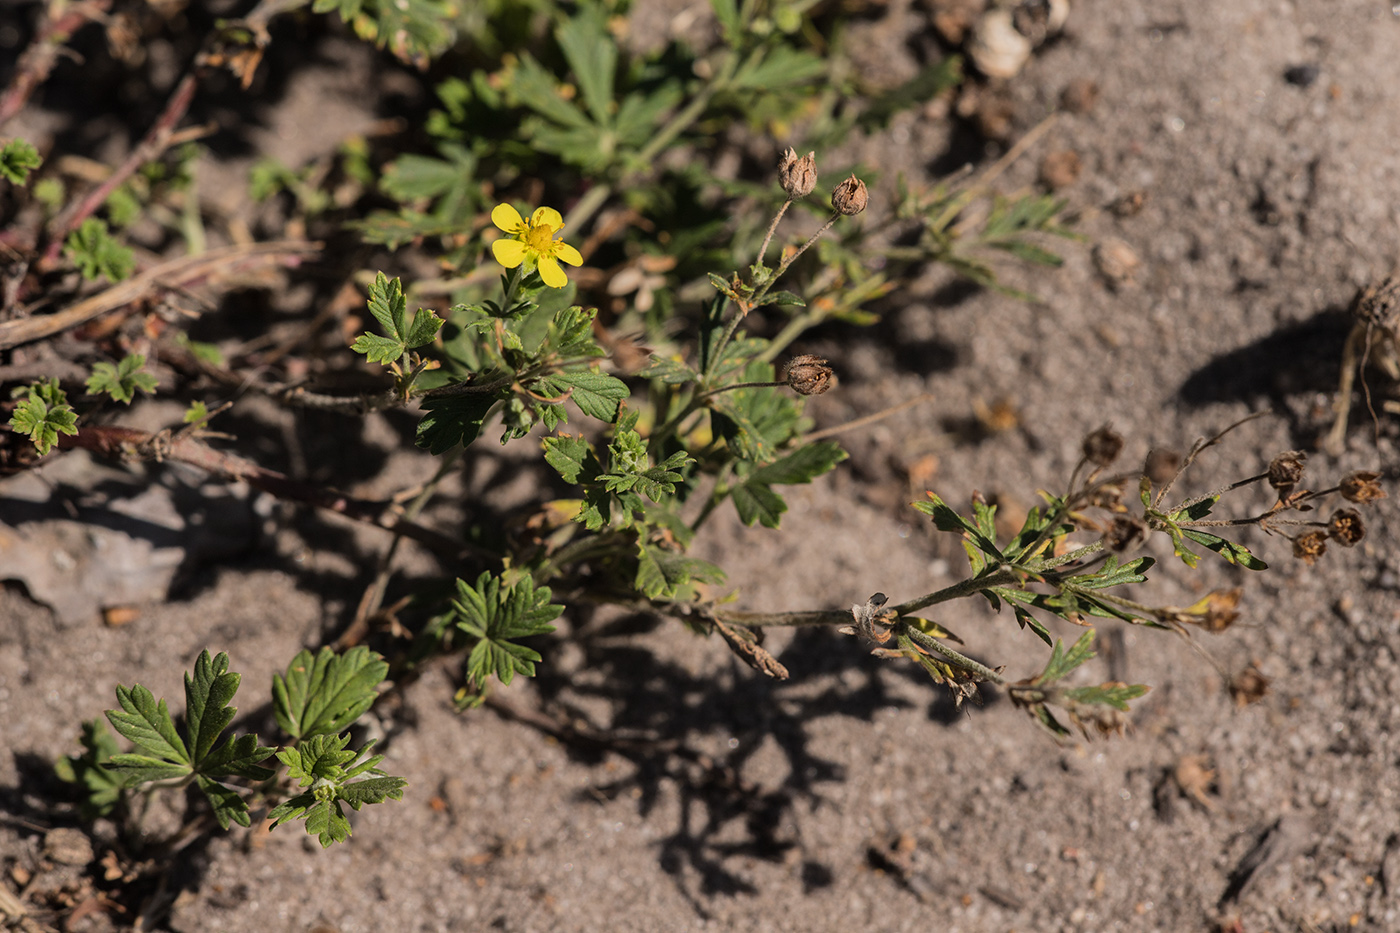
[0,0,112,129]
[57,425,472,558]
[0,240,321,351]
[41,73,201,266]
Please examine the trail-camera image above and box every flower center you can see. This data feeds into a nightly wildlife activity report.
[525,223,555,254]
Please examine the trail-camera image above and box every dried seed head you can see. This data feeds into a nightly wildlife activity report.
[1353,275,1400,331]
[1086,481,1126,511]
[1327,508,1365,547]
[831,174,868,216]
[1104,516,1145,552]
[1292,530,1328,564]
[1267,450,1306,490]
[1082,425,1124,467]
[778,148,817,200]
[1229,665,1270,707]
[1198,588,1242,633]
[784,354,835,395]
[1143,447,1182,485]
[1339,470,1386,504]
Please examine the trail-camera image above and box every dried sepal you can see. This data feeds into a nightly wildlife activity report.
[831,174,868,216]
[1327,508,1365,547]
[784,354,835,395]
[1082,425,1124,467]
[777,148,817,200]
[1267,450,1306,490]
[1339,470,1386,504]
[1292,530,1328,564]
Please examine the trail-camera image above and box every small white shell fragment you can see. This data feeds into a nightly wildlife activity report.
[968,10,1032,79]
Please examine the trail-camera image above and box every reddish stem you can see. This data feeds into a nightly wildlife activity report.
[0,0,112,129]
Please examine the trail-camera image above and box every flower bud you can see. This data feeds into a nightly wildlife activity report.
[784,354,835,395]
[778,148,817,200]
[1327,508,1365,547]
[1339,470,1386,504]
[1267,450,1306,490]
[1082,425,1123,467]
[831,174,868,216]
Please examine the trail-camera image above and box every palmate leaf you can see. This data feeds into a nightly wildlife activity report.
[54,719,125,820]
[353,272,443,365]
[8,379,77,456]
[451,572,563,688]
[311,0,457,64]
[267,734,406,848]
[104,650,275,829]
[86,353,158,404]
[729,441,847,528]
[273,647,388,742]
[416,390,506,453]
[634,541,726,599]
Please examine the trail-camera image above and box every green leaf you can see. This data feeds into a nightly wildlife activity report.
[8,379,77,455]
[268,735,406,847]
[105,650,275,829]
[1011,605,1054,647]
[553,370,628,423]
[451,572,562,688]
[638,355,697,385]
[1062,682,1150,711]
[1036,631,1097,686]
[415,390,505,453]
[730,480,788,528]
[54,719,125,820]
[731,45,826,90]
[1179,529,1269,571]
[543,433,599,485]
[1068,555,1155,590]
[911,492,1003,561]
[554,3,617,127]
[353,272,443,366]
[64,218,134,282]
[86,353,158,405]
[1,138,43,185]
[311,0,458,63]
[273,647,388,742]
[730,441,848,527]
[753,290,805,309]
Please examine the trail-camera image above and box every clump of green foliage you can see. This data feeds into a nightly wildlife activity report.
[0,0,1385,882]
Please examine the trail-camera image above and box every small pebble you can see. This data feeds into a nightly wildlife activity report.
[1283,64,1320,88]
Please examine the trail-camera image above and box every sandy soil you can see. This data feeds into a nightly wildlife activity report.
[3,1,1399,931]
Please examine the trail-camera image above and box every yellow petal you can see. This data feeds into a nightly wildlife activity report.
[491,203,525,234]
[531,206,564,229]
[537,256,567,288]
[492,238,526,268]
[553,241,583,267]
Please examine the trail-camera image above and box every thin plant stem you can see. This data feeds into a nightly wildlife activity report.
[757,199,792,264]
[900,624,1005,684]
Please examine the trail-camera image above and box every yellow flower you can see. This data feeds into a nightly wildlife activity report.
[489,203,583,289]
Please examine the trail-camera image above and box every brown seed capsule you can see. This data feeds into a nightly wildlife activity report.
[1198,588,1242,633]
[831,174,868,216]
[1292,530,1328,564]
[1104,516,1145,552]
[1339,470,1386,504]
[1082,425,1124,467]
[784,354,835,395]
[1229,665,1270,708]
[778,147,817,200]
[1143,448,1182,485]
[1267,450,1306,490]
[1327,508,1365,547]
